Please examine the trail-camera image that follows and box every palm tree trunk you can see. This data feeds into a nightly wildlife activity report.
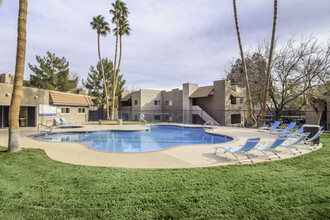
[0,0,3,7]
[114,34,122,97]
[8,0,28,153]
[233,0,254,126]
[98,33,110,120]
[110,16,120,121]
[260,0,277,125]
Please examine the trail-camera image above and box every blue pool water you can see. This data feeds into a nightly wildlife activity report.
[36,125,232,152]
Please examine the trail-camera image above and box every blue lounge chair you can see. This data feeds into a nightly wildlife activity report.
[258,121,280,132]
[255,136,287,160]
[61,117,75,124]
[54,118,63,125]
[287,124,308,137]
[214,138,261,164]
[281,132,310,154]
[301,129,324,150]
[271,122,296,134]
[288,126,323,148]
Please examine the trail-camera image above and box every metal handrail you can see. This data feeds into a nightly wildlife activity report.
[46,120,54,127]
[38,123,53,134]
[139,113,148,126]
[203,120,214,131]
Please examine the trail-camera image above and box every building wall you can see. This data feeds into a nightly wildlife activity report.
[0,82,49,106]
[0,74,14,84]
[194,80,226,125]
[162,89,183,111]
[225,81,245,126]
[117,80,246,125]
[183,83,198,123]
[38,106,88,126]
[162,89,183,122]
[0,83,90,127]
[140,89,162,111]
[140,89,162,122]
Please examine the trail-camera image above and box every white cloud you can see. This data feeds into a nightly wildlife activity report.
[0,0,329,90]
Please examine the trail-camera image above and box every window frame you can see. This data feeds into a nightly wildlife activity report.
[165,100,172,106]
[231,96,237,105]
[78,107,86,114]
[60,107,71,114]
[154,115,161,121]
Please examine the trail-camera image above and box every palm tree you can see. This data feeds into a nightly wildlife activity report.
[8,0,28,153]
[109,0,129,120]
[0,0,3,7]
[232,0,254,126]
[113,17,130,105]
[260,0,278,125]
[90,15,111,119]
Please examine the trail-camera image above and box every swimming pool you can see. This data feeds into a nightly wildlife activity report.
[36,125,232,152]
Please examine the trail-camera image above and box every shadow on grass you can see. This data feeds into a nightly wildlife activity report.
[0,148,8,153]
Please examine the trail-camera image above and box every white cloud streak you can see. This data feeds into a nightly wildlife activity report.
[0,0,329,90]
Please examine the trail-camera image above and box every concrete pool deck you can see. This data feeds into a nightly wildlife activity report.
[0,124,322,168]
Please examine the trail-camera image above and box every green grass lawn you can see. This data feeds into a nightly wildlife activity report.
[1,134,330,219]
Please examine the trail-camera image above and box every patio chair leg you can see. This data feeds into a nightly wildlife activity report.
[261,150,272,160]
[273,151,281,159]
[246,154,253,163]
[232,153,240,164]
[295,147,302,154]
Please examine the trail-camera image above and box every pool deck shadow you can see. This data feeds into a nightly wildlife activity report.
[0,124,322,169]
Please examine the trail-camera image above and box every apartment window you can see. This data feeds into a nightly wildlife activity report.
[240,98,244,104]
[179,100,183,105]
[231,114,241,124]
[61,107,71,114]
[78,107,85,114]
[231,96,236,105]
[122,100,132,106]
[154,115,161,121]
[165,100,172,106]
[154,100,161,105]
[165,115,173,121]
[134,100,138,105]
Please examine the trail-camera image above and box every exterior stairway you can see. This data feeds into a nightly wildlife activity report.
[191,105,219,126]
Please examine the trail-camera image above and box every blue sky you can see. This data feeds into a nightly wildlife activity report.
[0,0,329,90]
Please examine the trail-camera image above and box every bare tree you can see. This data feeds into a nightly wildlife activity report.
[226,37,330,121]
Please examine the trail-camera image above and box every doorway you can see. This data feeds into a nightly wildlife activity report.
[0,106,9,128]
[28,107,36,126]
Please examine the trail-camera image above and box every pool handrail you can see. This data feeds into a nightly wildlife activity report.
[203,120,214,131]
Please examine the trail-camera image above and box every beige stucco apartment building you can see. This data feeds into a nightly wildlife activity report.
[119,79,246,126]
[0,74,93,128]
